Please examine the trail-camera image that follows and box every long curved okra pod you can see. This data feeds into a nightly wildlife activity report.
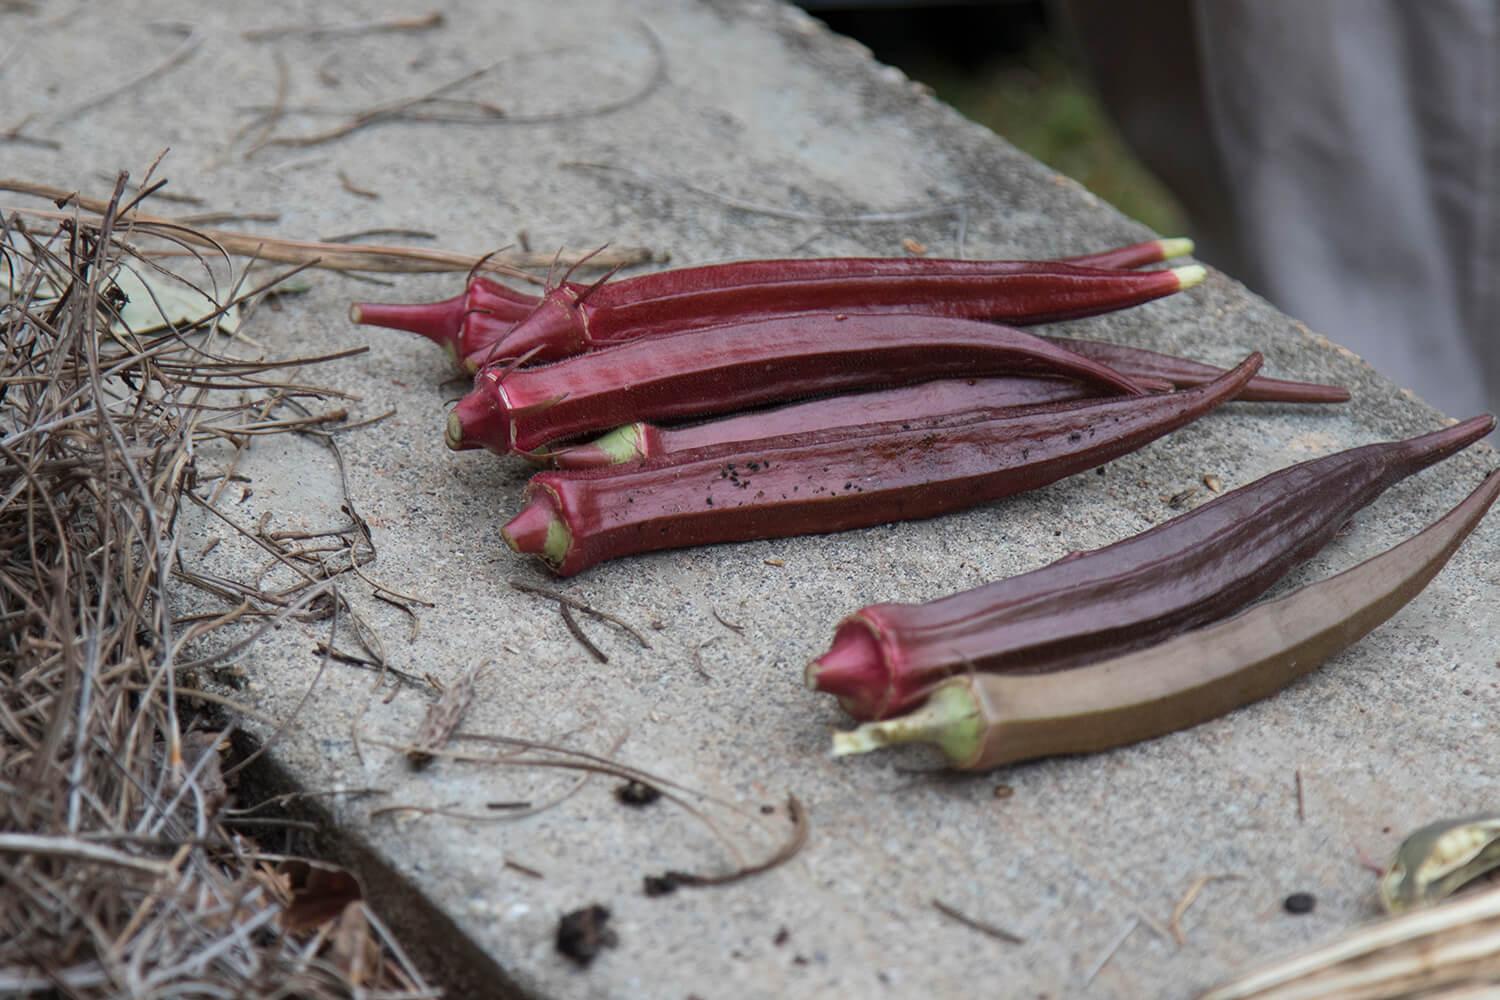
[809,414,1495,719]
[832,469,1500,770]
[484,261,1202,365]
[549,341,1349,470]
[448,313,1152,456]
[548,374,1171,469]
[500,355,1262,576]
[350,238,1198,367]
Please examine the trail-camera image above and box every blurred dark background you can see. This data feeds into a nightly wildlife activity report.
[796,1,1188,236]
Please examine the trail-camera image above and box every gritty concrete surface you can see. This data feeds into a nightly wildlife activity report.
[6,2,1498,997]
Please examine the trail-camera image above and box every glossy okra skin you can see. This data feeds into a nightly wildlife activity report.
[347,238,1196,369]
[483,259,1203,364]
[548,337,1350,469]
[500,355,1262,577]
[1044,336,1350,404]
[810,414,1495,720]
[548,374,1176,469]
[833,469,1500,770]
[448,312,1152,456]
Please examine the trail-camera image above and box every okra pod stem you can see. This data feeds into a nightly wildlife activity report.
[809,415,1495,719]
[500,355,1262,576]
[449,312,1152,456]
[833,469,1500,770]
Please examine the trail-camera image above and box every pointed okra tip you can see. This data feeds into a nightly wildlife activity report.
[347,292,467,356]
[501,496,572,569]
[552,424,646,469]
[830,682,984,767]
[1171,263,1207,290]
[1156,237,1195,261]
[805,620,885,697]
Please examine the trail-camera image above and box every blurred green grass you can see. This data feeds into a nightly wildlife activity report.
[902,43,1189,236]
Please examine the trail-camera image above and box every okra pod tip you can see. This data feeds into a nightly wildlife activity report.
[804,620,884,703]
[1170,263,1206,290]
[350,294,469,359]
[500,491,572,566]
[1154,237,1195,261]
[551,423,653,470]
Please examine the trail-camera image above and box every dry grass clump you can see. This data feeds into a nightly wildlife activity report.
[0,177,432,997]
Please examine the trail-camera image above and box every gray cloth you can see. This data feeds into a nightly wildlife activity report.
[1064,0,1500,419]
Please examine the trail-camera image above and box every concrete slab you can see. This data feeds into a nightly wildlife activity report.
[6,1,1496,997]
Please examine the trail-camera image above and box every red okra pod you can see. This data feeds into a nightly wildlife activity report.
[831,469,1500,771]
[548,374,1173,469]
[349,238,1197,368]
[1045,336,1350,404]
[809,414,1495,720]
[481,260,1204,365]
[500,354,1263,577]
[548,340,1348,469]
[447,312,1152,456]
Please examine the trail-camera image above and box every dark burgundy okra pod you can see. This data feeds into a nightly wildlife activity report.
[809,414,1495,720]
[549,340,1348,469]
[832,469,1500,770]
[482,260,1203,366]
[500,354,1263,577]
[447,312,1152,456]
[548,374,1172,469]
[349,238,1199,369]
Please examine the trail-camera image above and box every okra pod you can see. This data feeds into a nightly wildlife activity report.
[809,415,1495,719]
[549,374,1172,470]
[500,355,1262,576]
[448,312,1152,456]
[549,339,1348,470]
[350,239,1199,368]
[486,261,1204,365]
[832,469,1500,770]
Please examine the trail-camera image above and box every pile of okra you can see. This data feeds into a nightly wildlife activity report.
[354,238,1497,771]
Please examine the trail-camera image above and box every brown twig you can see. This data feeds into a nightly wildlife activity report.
[336,170,380,200]
[0,173,432,995]
[243,10,444,42]
[931,899,1024,945]
[559,604,608,664]
[642,795,809,893]
[1169,875,1241,946]
[250,22,666,149]
[508,579,652,648]
[1,177,660,275]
